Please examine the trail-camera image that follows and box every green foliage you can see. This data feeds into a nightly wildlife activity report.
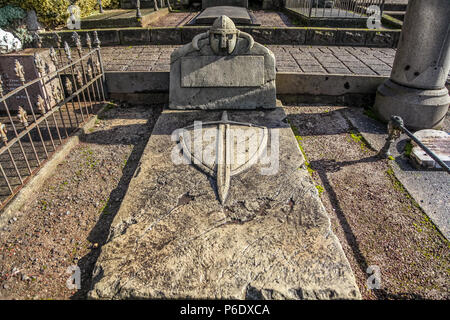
[0,0,120,28]
[0,5,26,28]
[290,123,315,175]
[315,185,324,195]
[404,141,413,157]
[348,130,372,152]
[13,26,33,45]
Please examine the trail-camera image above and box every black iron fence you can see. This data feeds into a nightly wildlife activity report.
[0,31,106,209]
[285,0,385,18]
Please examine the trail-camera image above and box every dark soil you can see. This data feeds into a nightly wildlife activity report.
[0,103,448,300]
[286,105,449,300]
[0,104,162,299]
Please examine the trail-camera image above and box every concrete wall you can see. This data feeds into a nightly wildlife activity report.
[40,27,400,48]
[105,71,387,106]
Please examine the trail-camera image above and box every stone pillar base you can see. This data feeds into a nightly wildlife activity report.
[373,79,450,130]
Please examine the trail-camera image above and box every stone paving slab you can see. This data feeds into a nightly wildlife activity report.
[101,45,397,76]
[100,45,450,81]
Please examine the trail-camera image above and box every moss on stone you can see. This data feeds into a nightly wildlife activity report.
[290,123,315,175]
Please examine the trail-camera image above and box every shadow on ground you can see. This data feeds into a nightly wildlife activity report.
[70,105,163,299]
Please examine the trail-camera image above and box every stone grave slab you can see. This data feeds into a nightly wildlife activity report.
[170,16,273,109]
[81,8,168,28]
[194,6,257,25]
[411,129,450,169]
[88,107,361,299]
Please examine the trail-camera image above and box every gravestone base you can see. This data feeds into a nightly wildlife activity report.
[88,107,361,300]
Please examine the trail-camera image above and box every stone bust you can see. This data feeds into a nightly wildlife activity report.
[192,15,254,56]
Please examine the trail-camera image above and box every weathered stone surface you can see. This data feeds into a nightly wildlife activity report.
[306,28,337,45]
[169,17,276,109]
[150,28,182,45]
[181,27,209,44]
[88,108,361,300]
[0,49,61,112]
[202,0,248,8]
[411,130,450,169]
[119,28,151,45]
[25,10,42,32]
[365,30,397,48]
[95,30,121,46]
[181,56,264,87]
[196,6,253,25]
[336,30,367,46]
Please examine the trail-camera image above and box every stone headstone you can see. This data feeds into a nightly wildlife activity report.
[411,129,450,169]
[25,10,42,32]
[89,14,360,301]
[169,15,275,109]
[0,49,61,113]
[202,0,248,8]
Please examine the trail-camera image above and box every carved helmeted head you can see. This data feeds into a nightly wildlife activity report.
[209,15,238,55]
[191,15,255,54]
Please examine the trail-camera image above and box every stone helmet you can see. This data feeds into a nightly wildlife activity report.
[209,15,238,55]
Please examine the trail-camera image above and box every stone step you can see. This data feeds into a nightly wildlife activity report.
[384,10,406,21]
[383,3,408,12]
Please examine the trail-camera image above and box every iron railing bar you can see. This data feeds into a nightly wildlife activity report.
[5,147,23,184]
[0,162,13,194]
[0,99,33,175]
[76,49,95,114]
[56,71,75,134]
[76,66,91,118]
[68,65,87,122]
[23,87,49,158]
[95,49,107,101]
[0,44,106,209]
[90,58,103,103]
[39,71,63,144]
[51,49,72,138]
[0,74,102,157]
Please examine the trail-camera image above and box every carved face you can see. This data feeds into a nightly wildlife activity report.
[210,31,237,55]
[209,16,238,55]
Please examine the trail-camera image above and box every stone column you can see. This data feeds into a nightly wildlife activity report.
[373,0,450,130]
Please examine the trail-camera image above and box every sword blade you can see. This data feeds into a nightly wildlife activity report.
[216,122,231,204]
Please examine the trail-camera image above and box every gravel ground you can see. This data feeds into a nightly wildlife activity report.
[249,10,294,27]
[148,10,294,27]
[285,105,449,300]
[0,103,448,300]
[149,12,198,27]
[0,103,162,300]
